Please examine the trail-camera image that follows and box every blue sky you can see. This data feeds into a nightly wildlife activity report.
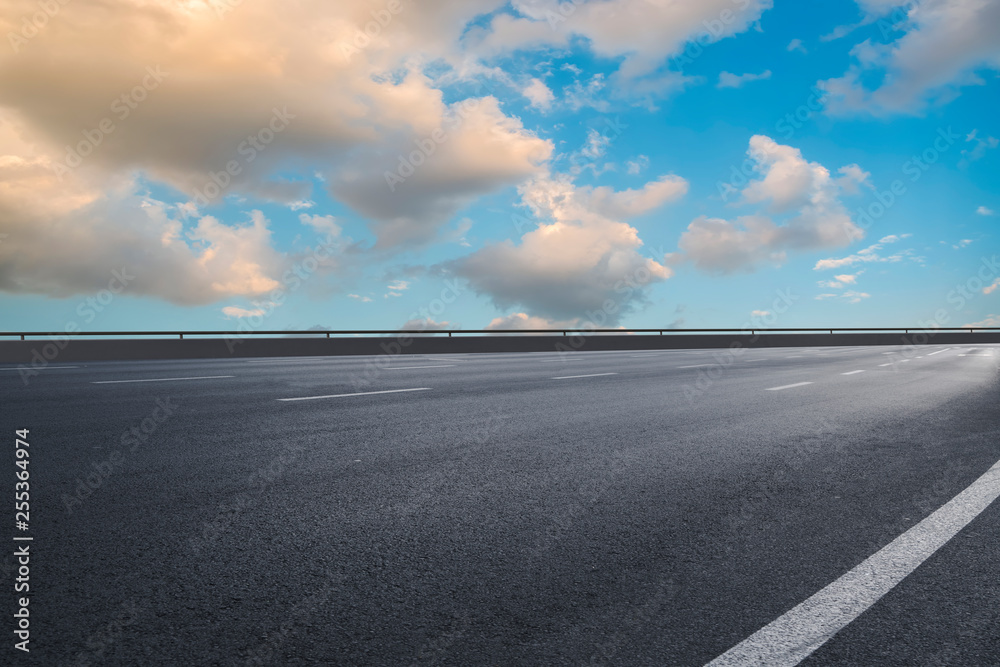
[1,0,998,332]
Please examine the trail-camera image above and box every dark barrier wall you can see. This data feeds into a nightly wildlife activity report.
[1,332,998,364]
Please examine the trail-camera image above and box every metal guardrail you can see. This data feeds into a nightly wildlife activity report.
[1,328,998,340]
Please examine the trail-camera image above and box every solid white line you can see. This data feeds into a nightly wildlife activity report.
[0,366,79,370]
[841,370,865,375]
[384,365,455,370]
[246,357,328,363]
[927,348,951,356]
[278,387,431,402]
[879,363,893,367]
[706,457,1000,667]
[539,358,583,362]
[678,364,714,369]
[765,382,813,391]
[552,372,618,380]
[92,375,234,384]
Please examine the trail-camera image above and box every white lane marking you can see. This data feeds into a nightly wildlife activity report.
[841,370,865,375]
[706,457,1000,667]
[278,387,431,402]
[879,363,893,367]
[246,357,329,363]
[785,355,803,358]
[927,348,951,356]
[765,382,813,391]
[384,365,455,370]
[552,372,618,380]
[678,364,714,369]
[539,358,583,362]
[900,359,910,363]
[0,366,79,370]
[92,375,234,384]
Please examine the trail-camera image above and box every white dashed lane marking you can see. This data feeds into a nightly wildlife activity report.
[765,382,813,391]
[92,375,234,384]
[278,388,431,402]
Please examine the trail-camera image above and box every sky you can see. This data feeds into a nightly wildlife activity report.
[1,0,999,333]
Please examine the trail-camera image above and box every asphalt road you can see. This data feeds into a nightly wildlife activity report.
[2,344,999,666]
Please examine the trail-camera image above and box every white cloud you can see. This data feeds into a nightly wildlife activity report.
[347,293,372,302]
[984,278,1000,295]
[750,309,772,317]
[820,0,1000,115]
[384,279,410,298]
[962,314,1000,326]
[976,205,995,216]
[449,172,680,323]
[960,129,999,167]
[953,239,973,249]
[815,290,871,303]
[813,234,912,270]
[222,305,268,319]
[400,318,455,331]
[787,38,807,54]
[472,0,772,98]
[672,135,866,273]
[818,273,861,289]
[485,313,578,330]
[522,78,555,110]
[0,0,567,296]
[298,213,341,237]
[717,70,772,89]
[333,95,552,247]
[626,155,650,175]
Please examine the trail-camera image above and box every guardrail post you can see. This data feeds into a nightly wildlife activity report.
[326,333,330,339]
[179,333,183,340]
[448,332,452,338]
[20,334,25,341]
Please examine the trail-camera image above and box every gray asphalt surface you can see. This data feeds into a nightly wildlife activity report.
[2,344,999,666]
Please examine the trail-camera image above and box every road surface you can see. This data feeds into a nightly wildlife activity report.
[2,344,998,665]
